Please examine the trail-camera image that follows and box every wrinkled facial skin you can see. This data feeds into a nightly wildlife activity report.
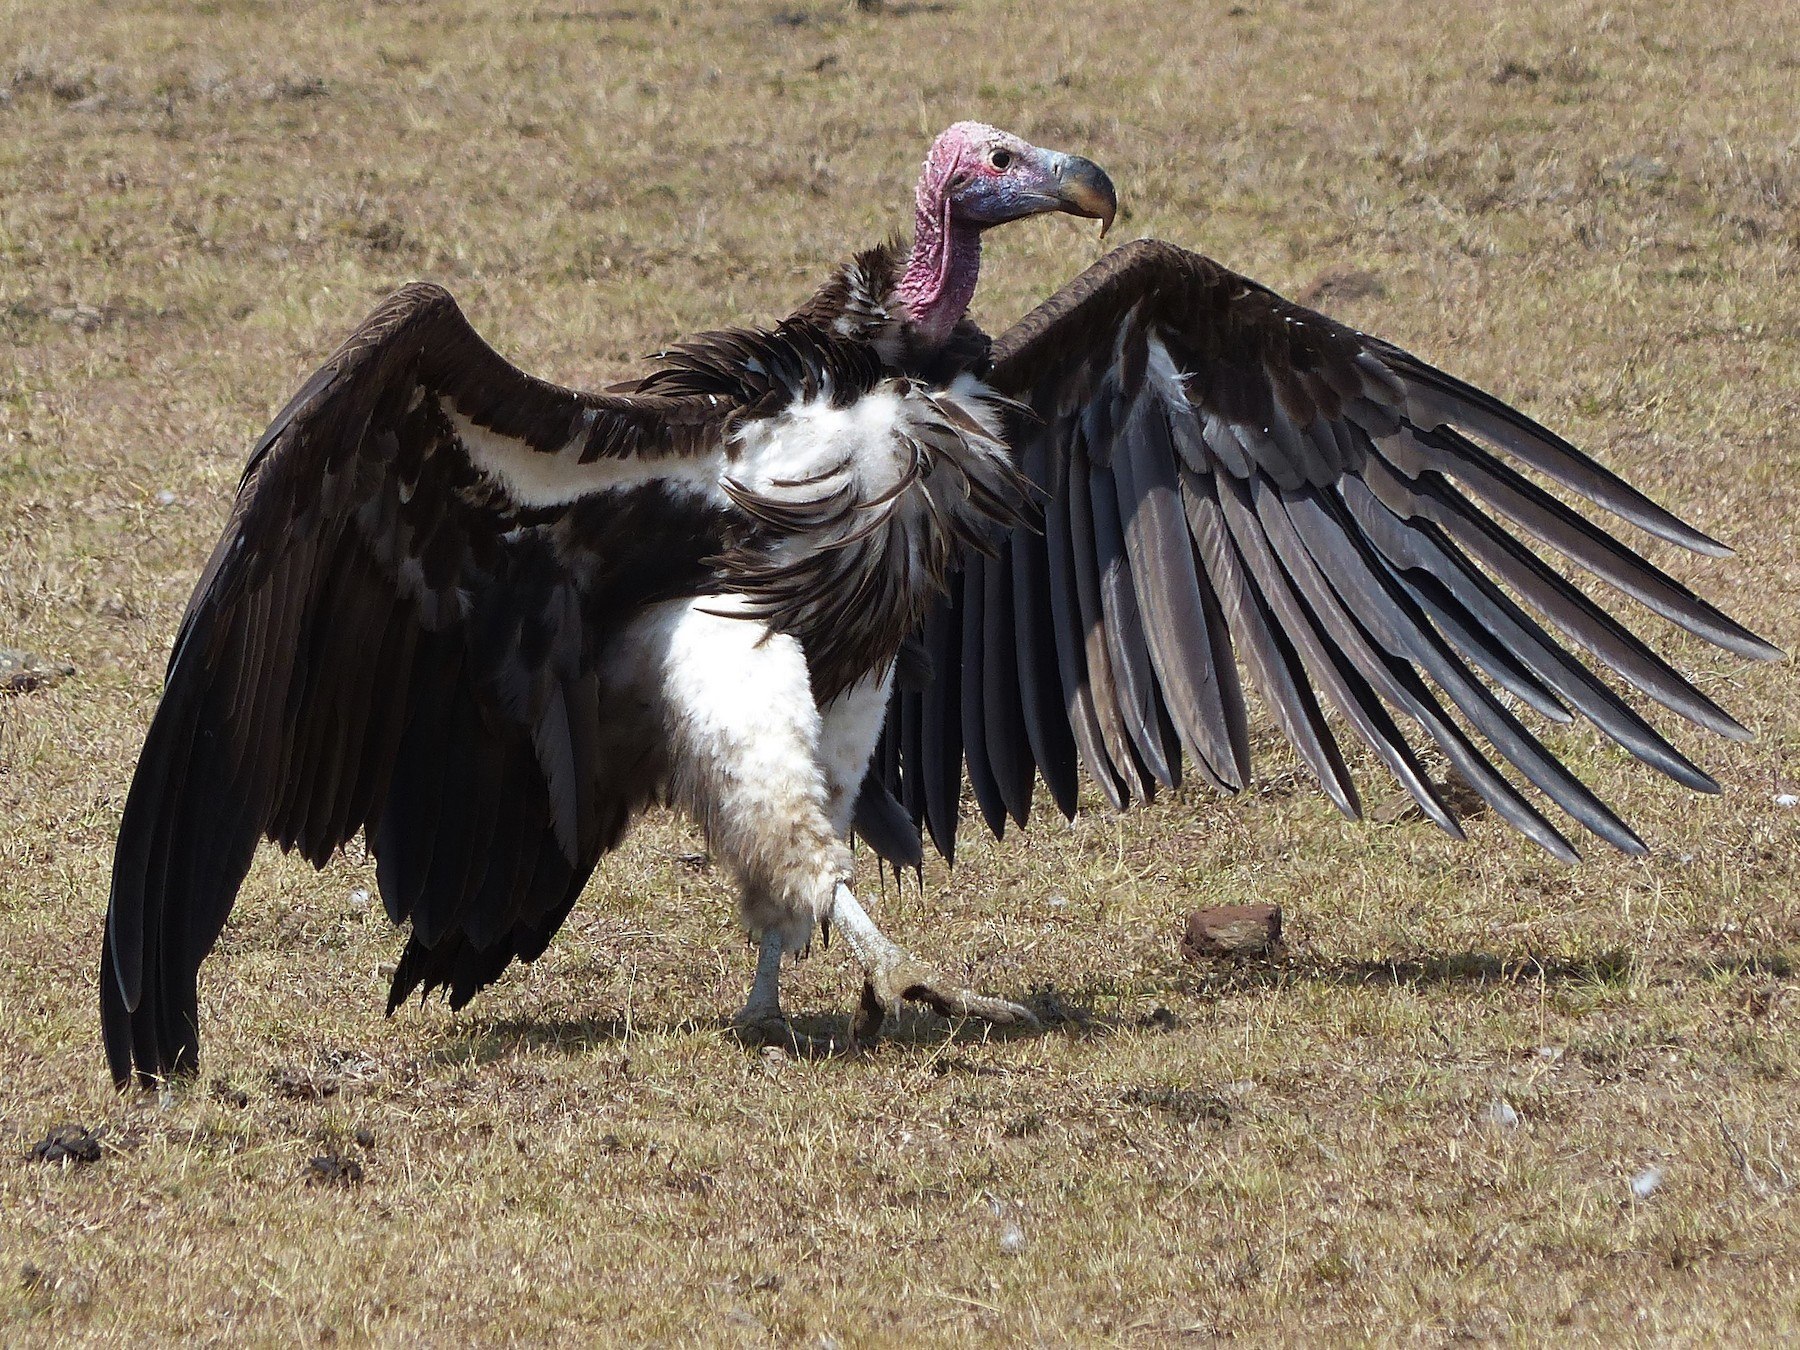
[924,121,1117,234]
[943,129,1060,227]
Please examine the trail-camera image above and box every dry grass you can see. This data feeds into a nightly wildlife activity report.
[3,0,1798,1342]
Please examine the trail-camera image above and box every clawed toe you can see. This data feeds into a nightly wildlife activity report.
[854,957,1040,1044]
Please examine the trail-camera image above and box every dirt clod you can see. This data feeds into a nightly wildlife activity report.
[1181,904,1284,961]
[30,1123,102,1165]
[305,1152,364,1187]
[0,649,76,694]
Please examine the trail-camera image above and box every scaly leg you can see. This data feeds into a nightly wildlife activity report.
[631,599,1033,1051]
[815,674,1037,1043]
[830,883,1037,1043]
[732,928,833,1056]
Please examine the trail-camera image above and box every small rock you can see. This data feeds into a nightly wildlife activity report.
[1630,1165,1664,1201]
[1181,904,1284,961]
[31,1124,102,1165]
[1481,1099,1520,1129]
[153,489,177,507]
[1535,1044,1565,1063]
[48,303,104,332]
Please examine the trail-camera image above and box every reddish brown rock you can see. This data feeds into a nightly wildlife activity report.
[1181,904,1284,961]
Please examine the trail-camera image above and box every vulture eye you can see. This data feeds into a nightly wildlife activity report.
[988,148,1013,171]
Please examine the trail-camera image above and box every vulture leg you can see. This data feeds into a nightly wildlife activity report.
[731,928,832,1056]
[832,885,1038,1044]
[626,597,1031,1048]
[626,598,852,1050]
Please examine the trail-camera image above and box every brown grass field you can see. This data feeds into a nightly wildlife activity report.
[3,0,1798,1342]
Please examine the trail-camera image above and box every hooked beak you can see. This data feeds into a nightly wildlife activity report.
[1050,153,1117,236]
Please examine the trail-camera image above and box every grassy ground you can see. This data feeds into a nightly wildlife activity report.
[3,0,1798,1342]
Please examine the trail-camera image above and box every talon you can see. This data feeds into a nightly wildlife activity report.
[855,956,1039,1043]
[853,979,886,1045]
[830,884,1038,1045]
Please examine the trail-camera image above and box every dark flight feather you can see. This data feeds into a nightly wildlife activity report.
[104,285,745,1085]
[864,237,1774,872]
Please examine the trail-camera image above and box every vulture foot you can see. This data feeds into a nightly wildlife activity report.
[730,1009,837,1059]
[853,959,1039,1045]
[732,928,839,1058]
[831,882,1037,1044]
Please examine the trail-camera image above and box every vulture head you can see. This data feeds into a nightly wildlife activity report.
[898,120,1117,341]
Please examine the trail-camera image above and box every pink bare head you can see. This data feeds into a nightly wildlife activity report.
[898,122,1116,342]
[916,121,1116,234]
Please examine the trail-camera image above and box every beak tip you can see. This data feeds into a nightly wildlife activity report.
[1052,153,1118,237]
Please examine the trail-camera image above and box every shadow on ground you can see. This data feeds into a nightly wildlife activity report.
[413,941,1792,1066]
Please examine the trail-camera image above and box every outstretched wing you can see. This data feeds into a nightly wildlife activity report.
[104,283,736,1084]
[866,239,1779,865]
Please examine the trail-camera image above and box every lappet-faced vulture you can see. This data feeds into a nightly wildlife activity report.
[102,121,1780,1082]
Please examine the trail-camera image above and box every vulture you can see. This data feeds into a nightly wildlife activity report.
[103,121,1779,1084]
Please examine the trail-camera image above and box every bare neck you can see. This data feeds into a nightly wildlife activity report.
[893,196,981,345]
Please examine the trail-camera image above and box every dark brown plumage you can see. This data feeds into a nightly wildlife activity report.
[104,127,1776,1086]
[865,238,1777,867]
